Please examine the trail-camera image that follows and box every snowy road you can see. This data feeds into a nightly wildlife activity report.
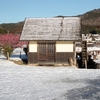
[0,58,100,100]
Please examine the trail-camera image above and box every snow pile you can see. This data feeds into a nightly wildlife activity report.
[10,48,27,60]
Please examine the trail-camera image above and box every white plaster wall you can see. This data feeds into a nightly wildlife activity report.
[29,41,37,52]
[56,41,73,52]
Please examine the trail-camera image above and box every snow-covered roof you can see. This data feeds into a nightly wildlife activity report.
[20,17,81,41]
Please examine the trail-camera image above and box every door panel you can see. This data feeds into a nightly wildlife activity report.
[47,43,55,62]
[38,42,55,63]
[38,43,46,61]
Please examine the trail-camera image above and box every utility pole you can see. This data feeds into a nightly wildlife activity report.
[81,35,87,68]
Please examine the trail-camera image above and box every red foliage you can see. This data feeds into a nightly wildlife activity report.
[0,33,28,48]
[15,41,28,48]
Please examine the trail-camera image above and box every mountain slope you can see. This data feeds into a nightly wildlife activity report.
[78,8,100,34]
[0,22,24,34]
[79,8,100,25]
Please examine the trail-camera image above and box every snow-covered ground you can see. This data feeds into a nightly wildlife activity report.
[0,48,100,100]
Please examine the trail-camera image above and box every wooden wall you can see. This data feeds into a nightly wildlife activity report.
[28,53,38,63]
[56,52,74,64]
[28,52,74,64]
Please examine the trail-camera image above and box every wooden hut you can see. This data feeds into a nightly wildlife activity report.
[20,17,81,65]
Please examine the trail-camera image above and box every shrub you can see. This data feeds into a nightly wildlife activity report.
[3,46,13,59]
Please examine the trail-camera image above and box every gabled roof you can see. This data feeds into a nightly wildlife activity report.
[20,17,81,41]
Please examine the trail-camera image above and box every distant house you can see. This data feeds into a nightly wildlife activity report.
[76,34,100,60]
[20,17,81,65]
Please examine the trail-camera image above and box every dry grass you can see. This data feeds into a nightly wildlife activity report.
[9,60,24,65]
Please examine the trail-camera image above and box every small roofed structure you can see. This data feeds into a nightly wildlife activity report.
[20,17,81,66]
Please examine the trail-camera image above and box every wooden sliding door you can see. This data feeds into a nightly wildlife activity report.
[38,42,55,64]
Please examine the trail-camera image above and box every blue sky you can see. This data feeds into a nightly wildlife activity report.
[0,0,100,24]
